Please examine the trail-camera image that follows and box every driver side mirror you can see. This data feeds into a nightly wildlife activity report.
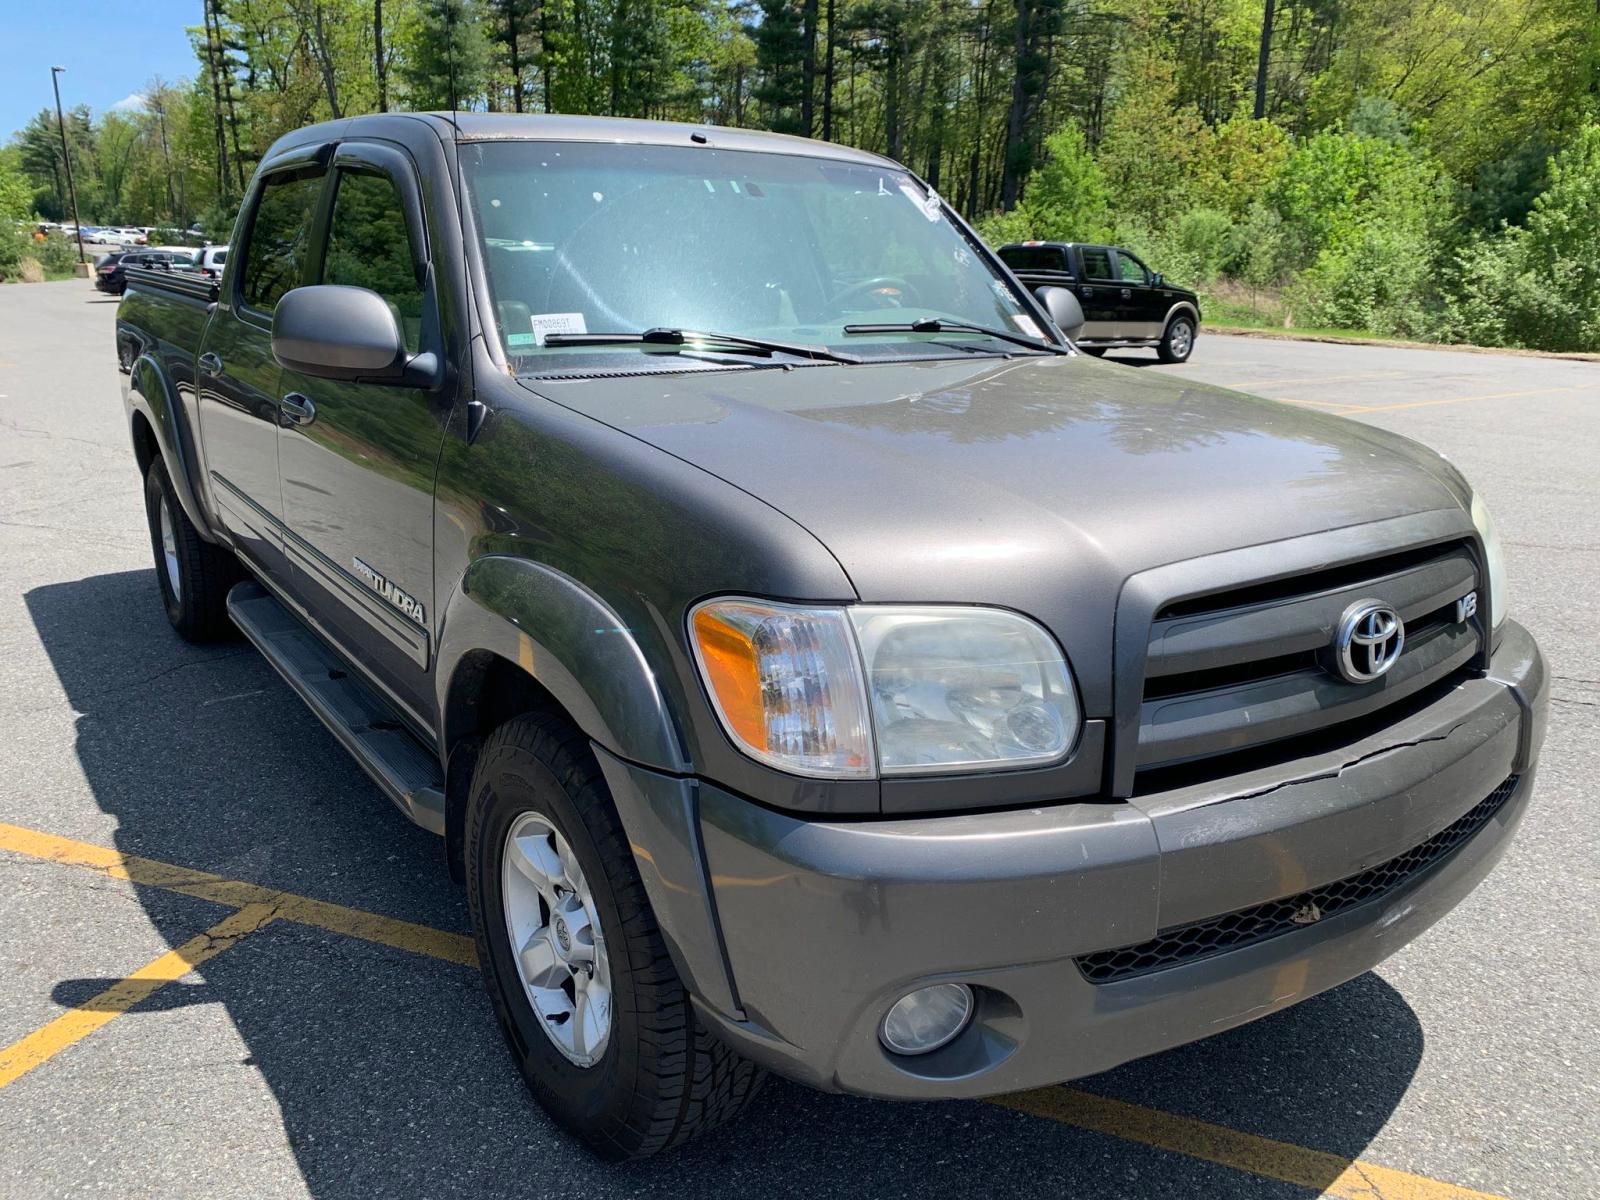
[1151,272,1164,287]
[1034,286,1084,341]
[272,284,437,387]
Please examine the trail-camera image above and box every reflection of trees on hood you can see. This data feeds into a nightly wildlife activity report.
[805,356,1340,460]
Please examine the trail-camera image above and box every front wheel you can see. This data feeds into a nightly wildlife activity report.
[466,713,763,1158]
[1158,316,1196,363]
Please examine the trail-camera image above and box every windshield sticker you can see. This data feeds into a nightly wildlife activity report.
[530,312,588,346]
[1012,314,1044,338]
[898,181,943,222]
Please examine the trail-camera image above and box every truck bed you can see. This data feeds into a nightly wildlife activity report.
[123,266,219,305]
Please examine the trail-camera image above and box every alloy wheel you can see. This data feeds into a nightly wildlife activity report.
[158,494,182,602]
[500,812,613,1067]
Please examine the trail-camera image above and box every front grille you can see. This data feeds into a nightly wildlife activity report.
[1074,775,1518,984]
[1135,541,1482,775]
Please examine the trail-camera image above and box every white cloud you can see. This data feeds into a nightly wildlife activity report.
[110,92,148,112]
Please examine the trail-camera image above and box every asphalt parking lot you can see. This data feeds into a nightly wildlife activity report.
[2,281,1596,1199]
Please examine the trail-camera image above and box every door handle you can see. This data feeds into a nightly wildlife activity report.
[1121,288,1133,299]
[279,392,317,427]
[197,351,223,376]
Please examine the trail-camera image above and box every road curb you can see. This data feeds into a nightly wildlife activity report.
[1206,325,1600,363]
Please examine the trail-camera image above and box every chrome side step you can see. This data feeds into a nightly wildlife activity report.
[227,580,446,835]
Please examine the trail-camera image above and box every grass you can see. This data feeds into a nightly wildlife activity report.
[1206,312,1413,343]
[1199,281,1426,346]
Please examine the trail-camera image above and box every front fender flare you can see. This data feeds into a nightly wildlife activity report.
[128,353,216,541]
[1162,300,1201,331]
[436,556,689,774]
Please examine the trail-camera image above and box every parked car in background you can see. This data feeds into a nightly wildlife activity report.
[192,244,229,279]
[998,241,1201,362]
[95,249,193,294]
[100,228,150,247]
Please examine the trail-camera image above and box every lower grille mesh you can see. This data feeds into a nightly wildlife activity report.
[1075,776,1519,984]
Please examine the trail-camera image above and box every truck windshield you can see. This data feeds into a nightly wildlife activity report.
[462,140,1049,367]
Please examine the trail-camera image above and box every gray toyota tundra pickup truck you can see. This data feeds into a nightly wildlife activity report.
[116,112,1548,1159]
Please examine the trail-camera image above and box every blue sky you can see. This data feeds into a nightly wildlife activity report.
[2,1,202,140]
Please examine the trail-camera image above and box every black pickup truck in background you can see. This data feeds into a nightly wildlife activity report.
[998,240,1201,361]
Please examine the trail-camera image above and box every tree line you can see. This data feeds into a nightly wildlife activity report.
[3,0,1598,349]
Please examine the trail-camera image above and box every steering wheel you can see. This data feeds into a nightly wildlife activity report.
[831,275,920,310]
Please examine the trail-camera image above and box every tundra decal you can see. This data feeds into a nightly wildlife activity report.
[352,556,426,627]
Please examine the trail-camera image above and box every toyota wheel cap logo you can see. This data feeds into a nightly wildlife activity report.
[1334,600,1405,683]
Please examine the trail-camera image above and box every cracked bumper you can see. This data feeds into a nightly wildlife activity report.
[690,622,1547,1098]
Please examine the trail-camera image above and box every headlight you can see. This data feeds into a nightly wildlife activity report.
[1469,494,1507,629]
[849,607,1079,773]
[689,599,1080,779]
[689,600,874,778]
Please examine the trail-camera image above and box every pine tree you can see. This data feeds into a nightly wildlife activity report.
[403,0,494,111]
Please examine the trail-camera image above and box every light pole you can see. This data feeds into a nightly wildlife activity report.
[50,66,90,277]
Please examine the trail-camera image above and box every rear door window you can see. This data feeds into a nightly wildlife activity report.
[238,170,325,313]
[1079,247,1115,281]
[999,246,1068,273]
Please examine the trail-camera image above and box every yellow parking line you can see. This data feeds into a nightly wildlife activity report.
[0,822,476,966]
[1218,370,1411,390]
[1275,384,1583,416]
[1271,396,1368,412]
[0,902,277,1090]
[1342,384,1584,415]
[1,821,1507,1197]
[994,1089,1508,1200]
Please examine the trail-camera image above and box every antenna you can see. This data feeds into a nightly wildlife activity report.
[446,0,459,119]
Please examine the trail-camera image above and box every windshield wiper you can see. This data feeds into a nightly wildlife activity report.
[543,327,861,364]
[842,317,1067,355]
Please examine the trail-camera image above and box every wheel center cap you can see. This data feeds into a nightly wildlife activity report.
[554,916,572,955]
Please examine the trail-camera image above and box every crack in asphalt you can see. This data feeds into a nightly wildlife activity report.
[71,650,255,701]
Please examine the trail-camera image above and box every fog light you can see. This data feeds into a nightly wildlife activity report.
[879,983,973,1056]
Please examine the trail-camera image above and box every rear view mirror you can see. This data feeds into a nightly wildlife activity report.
[1034,286,1084,342]
[272,284,433,385]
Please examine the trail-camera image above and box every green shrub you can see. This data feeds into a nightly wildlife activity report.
[1113,208,1236,291]
[972,206,1035,247]
[36,235,80,275]
[1024,127,1114,243]
[1445,126,1600,351]
[0,227,29,279]
[1294,222,1443,339]
[1187,119,1290,219]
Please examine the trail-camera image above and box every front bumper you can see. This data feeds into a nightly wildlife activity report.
[600,622,1546,1099]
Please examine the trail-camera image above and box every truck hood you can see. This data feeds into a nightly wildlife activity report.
[531,354,1465,593]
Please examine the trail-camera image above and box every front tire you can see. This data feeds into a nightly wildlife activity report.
[1158,315,1196,363]
[466,713,763,1159]
[143,457,237,641]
